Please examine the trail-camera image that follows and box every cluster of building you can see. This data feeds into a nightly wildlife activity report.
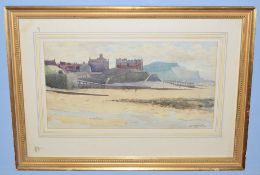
[44,59,82,72]
[44,54,143,73]
[116,58,143,70]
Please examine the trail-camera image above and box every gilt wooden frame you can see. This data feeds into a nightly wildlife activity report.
[4,6,256,170]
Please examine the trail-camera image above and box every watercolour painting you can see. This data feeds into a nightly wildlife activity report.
[44,40,217,129]
[5,7,255,170]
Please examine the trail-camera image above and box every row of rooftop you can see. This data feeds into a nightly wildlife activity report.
[45,54,143,73]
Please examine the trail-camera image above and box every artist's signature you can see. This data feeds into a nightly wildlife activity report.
[188,124,206,128]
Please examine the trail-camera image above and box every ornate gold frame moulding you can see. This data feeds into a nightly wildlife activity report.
[4,6,256,171]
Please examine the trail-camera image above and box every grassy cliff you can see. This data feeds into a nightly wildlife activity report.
[81,68,149,84]
[45,65,78,89]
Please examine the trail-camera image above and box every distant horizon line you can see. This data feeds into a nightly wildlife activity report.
[44,58,178,66]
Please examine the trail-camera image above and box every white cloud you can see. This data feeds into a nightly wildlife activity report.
[43,41,218,80]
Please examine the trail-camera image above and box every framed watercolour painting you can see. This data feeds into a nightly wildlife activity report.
[5,7,256,170]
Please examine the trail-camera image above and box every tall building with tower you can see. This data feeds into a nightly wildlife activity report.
[88,54,109,72]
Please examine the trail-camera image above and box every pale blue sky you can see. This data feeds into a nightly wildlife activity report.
[44,41,218,80]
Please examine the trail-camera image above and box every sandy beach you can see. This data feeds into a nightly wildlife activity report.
[46,87,215,129]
